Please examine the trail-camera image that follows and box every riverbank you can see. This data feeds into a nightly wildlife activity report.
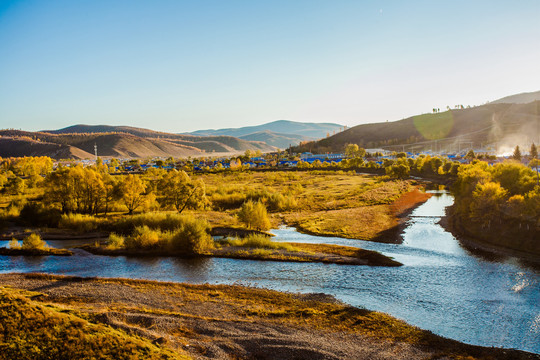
[0,247,72,256]
[80,241,402,266]
[440,206,540,264]
[0,273,537,360]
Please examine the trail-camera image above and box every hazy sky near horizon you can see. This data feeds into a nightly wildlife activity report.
[1,0,539,133]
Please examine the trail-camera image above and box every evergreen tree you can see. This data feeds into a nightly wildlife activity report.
[512,146,522,161]
[530,143,538,159]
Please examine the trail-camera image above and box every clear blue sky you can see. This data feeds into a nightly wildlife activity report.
[1,0,539,132]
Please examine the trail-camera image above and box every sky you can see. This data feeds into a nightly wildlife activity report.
[0,0,539,133]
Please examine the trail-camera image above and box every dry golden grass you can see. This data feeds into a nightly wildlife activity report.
[0,286,188,360]
[2,274,530,360]
[284,205,395,240]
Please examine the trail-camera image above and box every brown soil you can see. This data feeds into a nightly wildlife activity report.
[1,273,536,360]
[0,248,73,256]
[80,243,402,267]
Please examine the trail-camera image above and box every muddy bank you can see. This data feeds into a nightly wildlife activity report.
[440,207,540,264]
[0,247,73,256]
[0,227,108,241]
[0,273,537,360]
[79,242,402,267]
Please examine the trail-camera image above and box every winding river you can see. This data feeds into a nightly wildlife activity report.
[1,191,539,354]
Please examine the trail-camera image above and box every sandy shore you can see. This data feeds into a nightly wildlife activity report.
[0,273,537,360]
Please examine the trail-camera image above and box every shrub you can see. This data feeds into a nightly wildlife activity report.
[21,233,47,250]
[210,192,246,209]
[169,216,212,255]
[225,234,294,251]
[8,238,21,250]
[19,202,62,228]
[267,193,297,211]
[59,213,102,233]
[124,226,161,249]
[238,200,271,231]
[107,233,125,249]
[112,212,189,234]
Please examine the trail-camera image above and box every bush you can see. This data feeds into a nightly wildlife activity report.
[124,226,162,249]
[238,200,271,231]
[169,216,212,255]
[19,202,62,228]
[224,234,294,251]
[59,213,102,233]
[21,233,47,250]
[210,192,246,209]
[112,212,189,234]
[267,193,297,211]
[8,238,21,250]
[107,233,125,249]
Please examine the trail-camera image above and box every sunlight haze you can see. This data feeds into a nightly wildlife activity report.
[0,0,539,132]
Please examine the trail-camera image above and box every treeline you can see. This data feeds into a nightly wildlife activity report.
[454,161,539,226]
[451,161,539,254]
[43,166,205,216]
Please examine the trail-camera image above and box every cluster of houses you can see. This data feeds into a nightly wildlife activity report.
[61,146,535,173]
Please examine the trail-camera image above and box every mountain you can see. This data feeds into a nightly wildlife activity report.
[0,125,277,159]
[238,131,313,149]
[491,90,540,104]
[292,101,540,154]
[190,120,343,148]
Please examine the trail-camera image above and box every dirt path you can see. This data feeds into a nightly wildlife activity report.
[0,273,537,360]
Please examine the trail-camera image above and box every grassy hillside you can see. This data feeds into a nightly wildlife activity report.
[0,126,276,159]
[0,137,94,159]
[293,101,540,153]
[491,90,540,104]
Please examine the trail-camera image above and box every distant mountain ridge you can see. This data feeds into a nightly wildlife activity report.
[189,120,343,148]
[0,125,277,160]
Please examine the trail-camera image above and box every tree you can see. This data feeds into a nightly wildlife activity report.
[470,182,508,227]
[386,163,410,179]
[159,170,206,213]
[396,152,407,158]
[465,150,475,160]
[238,200,271,231]
[530,143,538,159]
[119,174,146,214]
[512,146,521,161]
[344,144,366,159]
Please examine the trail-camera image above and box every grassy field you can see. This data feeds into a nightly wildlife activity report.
[0,286,188,360]
[1,171,430,243]
[197,171,428,241]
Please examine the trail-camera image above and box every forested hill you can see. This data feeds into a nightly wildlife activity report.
[292,101,540,153]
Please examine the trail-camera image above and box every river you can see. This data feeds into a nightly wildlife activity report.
[1,191,539,354]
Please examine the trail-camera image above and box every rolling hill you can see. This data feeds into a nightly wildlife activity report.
[292,101,540,154]
[490,90,540,104]
[0,125,277,159]
[238,130,313,149]
[190,120,343,148]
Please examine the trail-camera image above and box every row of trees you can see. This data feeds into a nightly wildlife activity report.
[42,165,206,215]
